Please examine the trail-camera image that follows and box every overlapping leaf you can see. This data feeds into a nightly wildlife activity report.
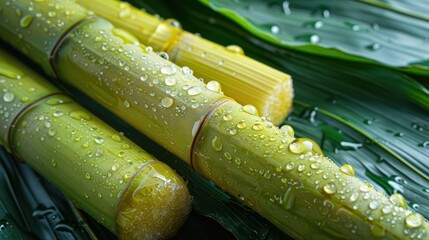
[200,0,429,76]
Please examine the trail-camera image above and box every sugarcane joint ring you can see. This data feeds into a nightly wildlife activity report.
[114,160,155,232]
[49,16,97,80]
[7,93,66,162]
[190,98,233,171]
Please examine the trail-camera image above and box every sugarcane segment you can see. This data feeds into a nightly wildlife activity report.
[52,18,226,163]
[195,100,429,239]
[0,61,59,149]
[77,0,293,125]
[0,0,90,76]
[116,161,191,239]
[0,46,191,238]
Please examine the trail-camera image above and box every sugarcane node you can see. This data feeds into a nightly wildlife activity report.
[157,22,184,54]
[49,16,97,80]
[190,98,232,171]
[6,92,65,163]
[114,159,154,231]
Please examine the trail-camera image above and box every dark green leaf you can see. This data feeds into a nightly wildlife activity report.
[201,0,429,75]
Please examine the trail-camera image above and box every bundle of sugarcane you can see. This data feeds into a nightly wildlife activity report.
[77,0,293,125]
[0,0,428,239]
[0,47,191,239]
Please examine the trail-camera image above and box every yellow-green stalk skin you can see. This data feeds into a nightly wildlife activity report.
[77,0,293,125]
[0,47,191,239]
[0,1,427,239]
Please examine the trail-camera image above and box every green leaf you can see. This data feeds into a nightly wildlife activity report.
[200,0,429,75]
[134,0,429,234]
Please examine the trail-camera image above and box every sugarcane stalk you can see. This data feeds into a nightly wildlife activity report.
[0,46,191,239]
[0,0,427,239]
[77,0,293,125]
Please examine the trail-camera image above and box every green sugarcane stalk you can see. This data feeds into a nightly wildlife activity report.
[76,0,293,126]
[0,46,191,239]
[0,0,427,239]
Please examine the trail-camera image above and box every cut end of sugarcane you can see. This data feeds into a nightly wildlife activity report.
[259,75,294,125]
[168,33,294,125]
[115,161,191,239]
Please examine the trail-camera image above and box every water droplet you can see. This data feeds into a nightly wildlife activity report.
[123,100,130,108]
[112,163,120,171]
[340,141,363,150]
[111,134,121,142]
[52,110,63,117]
[224,152,232,160]
[381,205,392,215]
[3,92,14,102]
[234,158,241,165]
[85,173,91,180]
[312,6,330,18]
[288,140,306,154]
[286,162,294,170]
[166,18,181,28]
[282,188,296,209]
[94,137,105,144]
[271,25,280,34]
[369,201,379,210]
[229,128,237,135]
[51,159,57,167]
[252,123,264,131]
[95,147,104,157]
[158,52,170,60]
[48,128,56,136]
[70,110,91,120]
[181,66,193,76]
[295,34,320,43]
[20,15,33,28]
[161,97,174,108]
[212,136,223,152]
[389,193,407,208]
[188,86,201,96]
[140,74,148,81]
[323,184,336,195]
[343,22,362,31]
[164,76,176,86]
[226,45,244,55]
[305,20,323,29]
[243,105,259,116]
[280,125,294,136]
[237,121,247,129]
[223,114,233,121]
[359,184,370,192]
[366,42,381,51]
[145,46,153,53]
[302,140,313,152]
[405,213,424,228]
[48,11,56,17]
[350,192,359,202]
[297,164,305,172]
[310,163,319,169]
[161,65,176,75]
[282,1,291,15]
[206,81,221,92]
[340,164,355,176]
